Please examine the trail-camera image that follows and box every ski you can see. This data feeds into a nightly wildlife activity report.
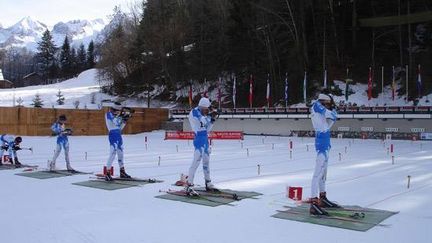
[286,203,378,213]
[0,164,38,169]
[276,209,389,227]
[193,188,239,200]
[47,169,92,175]
[94,175,160,183]
[161,189,235,205]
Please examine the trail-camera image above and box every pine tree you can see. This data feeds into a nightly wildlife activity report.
[37,30,57,79]
[70,47,78,75]
[77,43,87,72]
[16,97,24,107]
[56,90,65,105]
[31,93,44,108]
[60,36,72,77]
[86,40,95,68]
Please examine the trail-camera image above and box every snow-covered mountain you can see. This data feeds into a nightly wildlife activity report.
[0,17,47,50]
[0,16,106,51]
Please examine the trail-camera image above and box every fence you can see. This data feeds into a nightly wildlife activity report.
[0,107,168,136]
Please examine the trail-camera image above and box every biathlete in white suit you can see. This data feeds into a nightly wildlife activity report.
[49,115,74,171]
[309,93,340,215]
[185,97,218,194]
[104,102,132,180]
[0,134,23,167]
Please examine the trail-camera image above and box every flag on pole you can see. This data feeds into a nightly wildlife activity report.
[232,74,236,109]
[392,66,396,101]
[266,73,271,107]
[249,74,253,108]
[368,67,373,100]
[284,72,288,107]
[345,68,350,101]
[417,64,422,98]
[188,81,193,108]
[303,71,307,104]
[324,69,327,89]
[218,77,222,109]
[203,78,208,98]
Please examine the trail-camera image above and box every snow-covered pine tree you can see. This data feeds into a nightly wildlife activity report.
[90,93,96,104]
[16,97,24,107]
[31,93,44,108]
[73,100,80,109]
[56,90,65,105]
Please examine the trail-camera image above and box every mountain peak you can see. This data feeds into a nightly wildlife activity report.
[8,16,47,33]
[0,17,107,51]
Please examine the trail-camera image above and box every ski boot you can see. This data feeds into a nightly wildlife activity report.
[14,158,22,168]
[205,180,219,192]
[309,197,329,216]
[319,192,341,208]
[48,160,56,171]
[105,168,113,181]
[185,182,199,196]
[120,167,131,179]
[66,163,75,173]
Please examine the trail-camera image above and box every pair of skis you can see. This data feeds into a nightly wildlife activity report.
[0,163,38,169]
[93,174,160,183]
[162,188,239,201]
[279,206,388,227]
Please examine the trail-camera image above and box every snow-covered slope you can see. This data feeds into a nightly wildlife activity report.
[0,17,106,51]
[0,69,175,109]
[1,132,431,242]
[0,69,107,109]
[332,80,432,107]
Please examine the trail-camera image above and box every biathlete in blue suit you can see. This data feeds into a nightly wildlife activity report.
[309,93,340,215]
[104,102,133,180]
[50,115,74,171]
[0,134,23,167]
[185,97,219,195]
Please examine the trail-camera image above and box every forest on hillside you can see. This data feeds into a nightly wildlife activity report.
[87,1,432,106]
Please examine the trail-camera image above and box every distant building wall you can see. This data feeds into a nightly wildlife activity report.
[0,107,168,136]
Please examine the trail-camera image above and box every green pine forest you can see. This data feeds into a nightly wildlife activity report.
[97,0,432,107]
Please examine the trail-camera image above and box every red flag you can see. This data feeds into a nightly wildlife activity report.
[188,83,193,108]
[249,75,253,108]
[368,67,373,100]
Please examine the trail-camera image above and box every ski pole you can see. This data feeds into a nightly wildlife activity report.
[21,147,33,153]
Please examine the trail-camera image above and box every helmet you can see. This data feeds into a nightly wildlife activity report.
[198,98,211,108]
[59,114,67,122]
[318,93,331,101]
[14,136,22,144]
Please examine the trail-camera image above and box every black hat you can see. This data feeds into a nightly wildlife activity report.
[15,136,22,143]
[59,114,67,121]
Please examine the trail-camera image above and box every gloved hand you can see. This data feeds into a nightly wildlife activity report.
[1,145,8,150]
[12,145,21,151]
[63,128,73,135]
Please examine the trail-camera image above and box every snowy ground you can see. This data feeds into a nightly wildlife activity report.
[0,69,176,109]
[1,132,431,243]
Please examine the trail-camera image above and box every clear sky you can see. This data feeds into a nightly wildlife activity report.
[0,0,136,27]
